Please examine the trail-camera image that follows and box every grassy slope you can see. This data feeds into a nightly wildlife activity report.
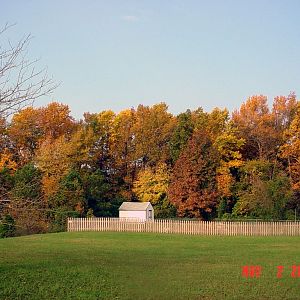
[1,232,300,299]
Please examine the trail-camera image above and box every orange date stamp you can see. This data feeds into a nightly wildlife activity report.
[241,265,300,278]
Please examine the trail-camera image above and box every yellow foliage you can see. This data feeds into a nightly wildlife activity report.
[133,163,170,204]
[214,129,244,197]
[96,110,116,134]
[214,131,245,162]
[41,175,60,199]
[35,128,95,200]
[110,109,135,168]
[280,104,300,191]
[132,103,176,165]
[216,168,232,197]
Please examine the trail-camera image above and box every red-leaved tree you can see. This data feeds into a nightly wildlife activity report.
[168,130,220,219]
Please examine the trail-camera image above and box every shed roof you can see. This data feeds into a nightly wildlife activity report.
[119,202,152,211]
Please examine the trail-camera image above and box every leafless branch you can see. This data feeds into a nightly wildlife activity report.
[0,23,58,118]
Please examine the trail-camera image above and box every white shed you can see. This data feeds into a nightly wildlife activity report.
[119,202,154,221]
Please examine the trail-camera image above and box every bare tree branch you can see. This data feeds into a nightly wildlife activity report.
[0,24,58,118]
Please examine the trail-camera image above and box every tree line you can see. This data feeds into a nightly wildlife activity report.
[1,93,300,235]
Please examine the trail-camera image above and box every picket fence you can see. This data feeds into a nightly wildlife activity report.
[67,218,300,236]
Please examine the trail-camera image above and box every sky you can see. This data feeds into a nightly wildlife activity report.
[1,0,300,119]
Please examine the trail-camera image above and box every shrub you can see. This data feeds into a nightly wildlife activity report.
[49,209,80,232]
[0,215,16,238]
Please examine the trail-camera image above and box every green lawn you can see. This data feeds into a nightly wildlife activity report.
[1,232,300,299]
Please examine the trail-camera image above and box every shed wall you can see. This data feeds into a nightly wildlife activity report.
[119,210,147,221]
[146,206,154,220]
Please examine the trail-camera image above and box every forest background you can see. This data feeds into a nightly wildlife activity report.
[1,92,300,236]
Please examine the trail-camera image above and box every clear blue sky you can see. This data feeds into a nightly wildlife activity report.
[1,0,300,119]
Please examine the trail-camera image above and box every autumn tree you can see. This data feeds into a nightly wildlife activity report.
[132,103,176,167]
[35,126,94,202]
[133,162,170,203]
[272,93,297,134]
[0,118,17,173]
[280,103,300,192]
[232,95,277,160]
[214,126,245,217]
[1,93,298,228]
[0,149,17,172]
[33,125,97,229]
[193,107,229,139]
[190,107,232,218]
[85,104,175,201]
[39,102,76,140]
[84,110,116,171]
[110,109,136,199]
[168,130,220,219]
[8,107,42,165]
[170,107,229,162]
[133,162,175,217]
[35,136,74,200]
[7,102,76,167]
[271,93,298,160]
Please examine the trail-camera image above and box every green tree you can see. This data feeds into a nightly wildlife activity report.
[53,169,85,212]
[0,168,14,201]
[169,110,194,163]
[0,214,16,238]
[12,163,42,200]
[232,160,292,219]
[82,169,123,217]
[10,164,47,234]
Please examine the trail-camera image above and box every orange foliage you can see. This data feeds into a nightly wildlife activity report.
[168,130,220,219]
[0,148,17,172]
[280,103,300,191]
[232,95,277,160]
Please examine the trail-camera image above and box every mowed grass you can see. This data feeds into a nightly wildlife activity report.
[1,233,300,299]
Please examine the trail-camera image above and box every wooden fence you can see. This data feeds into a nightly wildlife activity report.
[67,218,300,236]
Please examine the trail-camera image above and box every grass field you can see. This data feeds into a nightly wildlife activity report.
[1,232,300,299]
